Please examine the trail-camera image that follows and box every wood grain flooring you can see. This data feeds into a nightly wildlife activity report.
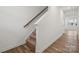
[44,31,79,53]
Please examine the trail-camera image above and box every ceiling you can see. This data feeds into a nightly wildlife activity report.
[59,6,79,17]
[59,6,79,11]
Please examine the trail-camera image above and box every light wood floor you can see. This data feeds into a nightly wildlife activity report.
[44,31,79,53]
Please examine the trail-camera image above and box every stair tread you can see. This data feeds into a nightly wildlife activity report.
[23,44,33,51]
[27,37,36,46]
[30,34,36,39]
[22,44,33,53]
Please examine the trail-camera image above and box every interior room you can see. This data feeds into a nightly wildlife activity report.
[0,6,79,53]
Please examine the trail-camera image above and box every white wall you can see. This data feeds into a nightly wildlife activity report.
[35,7,64,52]
[77,9,79,39]
[0,6,46,52]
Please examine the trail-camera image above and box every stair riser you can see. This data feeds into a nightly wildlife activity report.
[26,42,35,52]
[30,35,36,39]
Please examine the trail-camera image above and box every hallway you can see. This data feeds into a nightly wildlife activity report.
[44,31,79,53]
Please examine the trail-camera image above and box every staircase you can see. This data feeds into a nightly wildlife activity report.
[3,30,36,53]
[26,30,36,52]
